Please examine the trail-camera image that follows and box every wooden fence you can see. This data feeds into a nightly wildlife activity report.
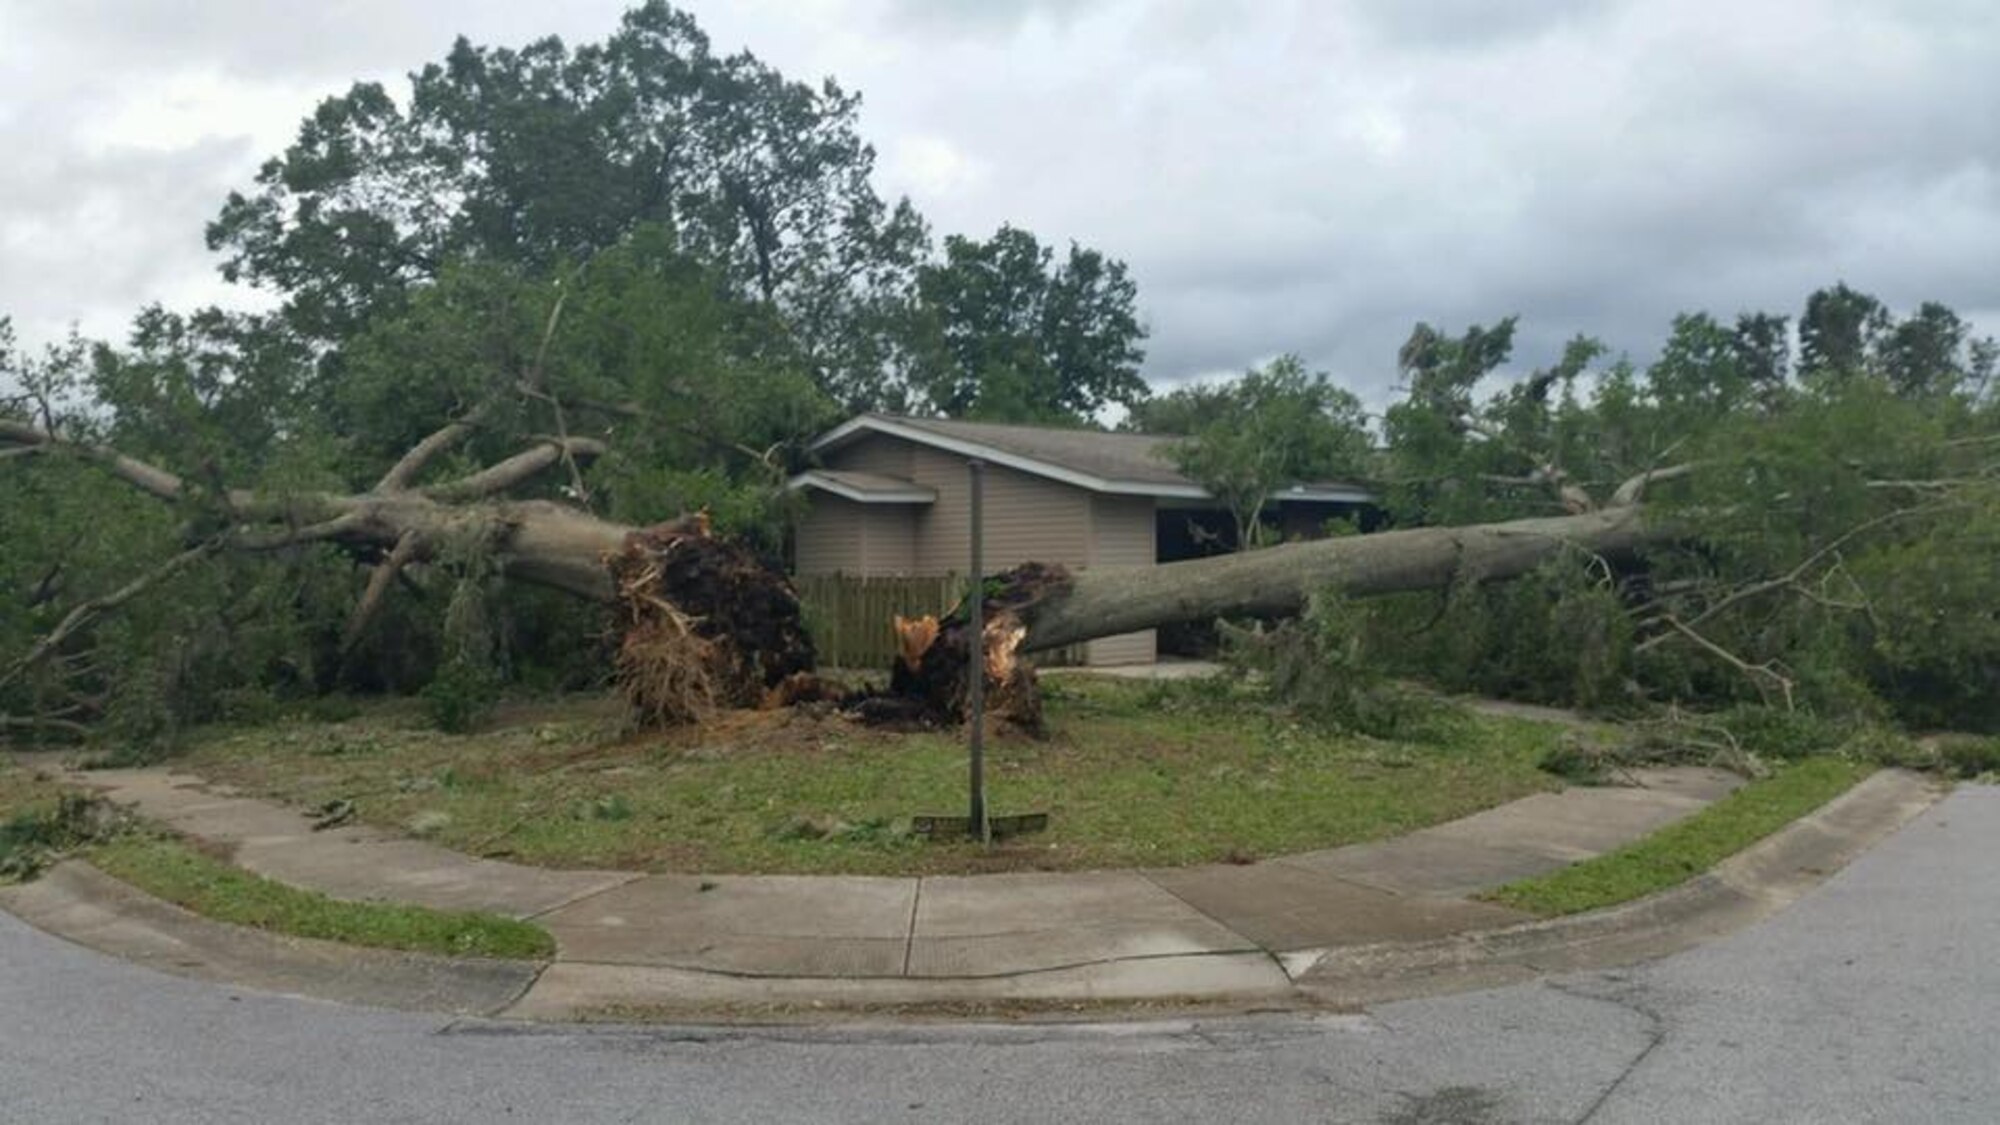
[793,573,1084,670]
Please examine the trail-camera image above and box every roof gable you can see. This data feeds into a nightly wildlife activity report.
[808,414,1372,503]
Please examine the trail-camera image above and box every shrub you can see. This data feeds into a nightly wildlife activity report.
[1218,590,1463,741]
[1711,706,1846,760]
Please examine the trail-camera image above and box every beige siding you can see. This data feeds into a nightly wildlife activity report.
[795,497,918,576]
[813,431,1160,666]
[795,495,866,575]
[825,434,913,478]
[902,444,1094,575]
[1085,494,1158,665]
[860,506,916,574]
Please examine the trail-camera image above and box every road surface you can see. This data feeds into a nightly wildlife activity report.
[4,787,1994,1123]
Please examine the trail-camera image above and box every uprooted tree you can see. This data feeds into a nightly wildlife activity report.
[0,405,1666,733]
[8,307,1996,742]
[9,278,2000,742]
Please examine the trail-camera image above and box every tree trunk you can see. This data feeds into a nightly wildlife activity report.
[1016,506,1654,652]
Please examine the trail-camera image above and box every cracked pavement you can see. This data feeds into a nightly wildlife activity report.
[6,786,1996,1123]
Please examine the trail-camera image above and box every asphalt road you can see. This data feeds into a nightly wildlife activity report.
[4,787,1995,1124]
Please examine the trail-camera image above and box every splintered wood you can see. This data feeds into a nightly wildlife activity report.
[851,565,1069,735]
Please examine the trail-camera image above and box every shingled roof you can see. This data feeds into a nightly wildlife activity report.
[803,414,1371,503]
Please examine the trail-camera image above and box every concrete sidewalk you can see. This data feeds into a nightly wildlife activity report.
[21,762,1796,1016]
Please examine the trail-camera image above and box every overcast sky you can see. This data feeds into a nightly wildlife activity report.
[6,0,1999,402]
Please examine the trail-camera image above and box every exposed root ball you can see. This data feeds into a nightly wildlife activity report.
[616,610,718,727]
[607,517,818,726]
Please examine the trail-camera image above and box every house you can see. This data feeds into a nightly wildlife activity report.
[787,414,1375,666]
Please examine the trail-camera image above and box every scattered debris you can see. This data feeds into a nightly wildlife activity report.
[307,798,356,830]
[771,812,852,841]
[406,810,453,836]
[910,812,1049,841]
[1,791,132,881]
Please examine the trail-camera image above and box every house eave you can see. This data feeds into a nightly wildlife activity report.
[808,415,1376,504]
[810,416,1210,499]
[785,470,936,505]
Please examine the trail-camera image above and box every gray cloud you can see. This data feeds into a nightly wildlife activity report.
[1349,0,1609,49]
[3,0,1998,407]
[881,0,1103,37]
[8,1,633,84]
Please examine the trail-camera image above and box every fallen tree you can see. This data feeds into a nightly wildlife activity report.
[3,410,1683,732]
[0,414,822,727]
[11,389,1988,737]
[877,469,1678,729]
[1010,500,1660,654]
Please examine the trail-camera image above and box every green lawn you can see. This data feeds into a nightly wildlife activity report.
[1487,756,1874,915]
[171,678,1571,876]
[89,835,553,959]
[1,764,552,959]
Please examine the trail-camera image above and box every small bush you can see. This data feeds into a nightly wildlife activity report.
[422,659,500,734]
[1537,732,1627,783]
[1935,735,2000,778]
[1218,590,1464,741]
[0,791,127,881]
[1711,706,1845,760]
[1135,671,1246,717]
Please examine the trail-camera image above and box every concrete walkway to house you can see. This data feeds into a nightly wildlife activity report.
[4,760,1813,1017]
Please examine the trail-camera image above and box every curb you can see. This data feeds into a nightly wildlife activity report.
[0,861,543,1016]
[1283,768,1944,1006]
[502,954,1298,1022]
[0,769,1943,1021]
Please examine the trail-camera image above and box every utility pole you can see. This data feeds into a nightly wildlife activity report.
[966,458,989,844]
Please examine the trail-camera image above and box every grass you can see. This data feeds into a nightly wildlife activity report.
[1486,756,1875,916]
[87,834,555,960]
[170,677,1574,876]
[0,763,553,959]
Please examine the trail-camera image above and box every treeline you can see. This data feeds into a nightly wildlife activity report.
[3,3,1996,744]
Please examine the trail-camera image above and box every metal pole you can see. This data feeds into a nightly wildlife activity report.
[967,459,989,844]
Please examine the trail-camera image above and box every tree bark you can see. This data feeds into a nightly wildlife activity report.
[1014,506,1655,653]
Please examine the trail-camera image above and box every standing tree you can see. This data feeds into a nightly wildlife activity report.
[902,225,1148,423]
[1135,355,1371,549]
[1798,282,1890,379]
[206,1,929,410]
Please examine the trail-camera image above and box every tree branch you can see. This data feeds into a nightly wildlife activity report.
[1634,500,1949,654]
[231,514,368,551]
[340,529,425,655]
[376,410,489,493]
[1611,462,1697,508]
[1,416,353,523]
[1654,615,1795,709]
[514,385,593,507]
[0,714,91,739]
[420,437,608,504]
[545,388,784,474]
[0,538,225,692]
[2,418,190,504]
